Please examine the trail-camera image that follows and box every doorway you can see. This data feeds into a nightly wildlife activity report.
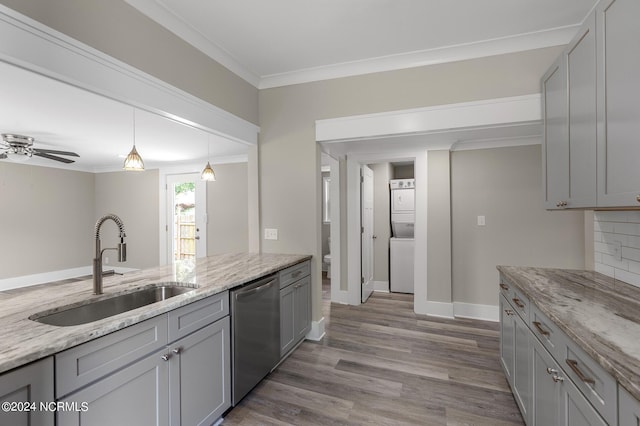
[166,173,207,263]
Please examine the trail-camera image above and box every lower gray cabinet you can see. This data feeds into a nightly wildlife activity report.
[169,317,231,426]
[280,274,311,357]
[0,357,54,426]
[619,386,640,425]
[58,350,169,426]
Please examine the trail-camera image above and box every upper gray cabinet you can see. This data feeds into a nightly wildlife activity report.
[542,11,597,210]
[542,0,640,209]
[596,0,640,207]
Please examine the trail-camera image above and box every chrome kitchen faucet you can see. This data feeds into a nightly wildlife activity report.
[93,214,126,295]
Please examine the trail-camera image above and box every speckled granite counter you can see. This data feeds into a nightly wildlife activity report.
[0,253,310,375]
[497,266,640,401]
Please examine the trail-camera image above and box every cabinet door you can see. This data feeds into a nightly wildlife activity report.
[619,385,640,425]
[58,350,169,426]
[294,275,311,342]
[169,317,231,426]
[566,11,597,207]
[561,375,607,426]
[542,56,569,210]
[280,283,296,357]
[499,295,515,384]
[512,313,531,424]
[0,357,54,426]
[532,338,561,426]
[596,0,640,207]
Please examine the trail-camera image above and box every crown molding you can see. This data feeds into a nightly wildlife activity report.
[260,26,578,89]
[124,0,260,87]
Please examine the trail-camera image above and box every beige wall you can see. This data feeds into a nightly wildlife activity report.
[259,47,565,319]
[1,0,258,125]
[450,145,585,306]
[206,163,249,255]
[0,162,95,278]
[371,163,392,284]
[94,169,160,270]
[427,151,452,303]
[393,164,414,179]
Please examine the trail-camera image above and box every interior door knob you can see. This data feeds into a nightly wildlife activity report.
[195,236,200,240]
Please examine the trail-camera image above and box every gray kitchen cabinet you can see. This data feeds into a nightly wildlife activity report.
[541,11,597,210]
[169,317,231,426]
[619,385,640,425]
[541,55,569,210]
[499,294,530,423]
[596,0,640,207]
[565,11,597,208]
[0,357,54,426]
[58,349,170,426]
[532,336,561,426]
[279,261,311,358]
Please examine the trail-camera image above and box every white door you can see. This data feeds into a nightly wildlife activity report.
[166,173,207,263]
[361,165,374,303]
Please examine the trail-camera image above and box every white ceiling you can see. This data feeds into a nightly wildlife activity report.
[126,0,598,88]
[0,61,250,172]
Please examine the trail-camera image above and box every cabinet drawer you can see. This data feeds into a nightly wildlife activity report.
[559,337,617,425]
[168,291,229,343]
[279,260,310,289]
[530,305,564,360]
[56,315,167,398]
[619,385,640,425]
[498,276,513,299]
[510,287,529,322]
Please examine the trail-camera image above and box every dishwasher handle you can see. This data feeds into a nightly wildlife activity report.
[234,278,276,300]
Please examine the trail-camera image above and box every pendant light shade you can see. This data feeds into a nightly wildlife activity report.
[201,136,216,181]
[123,109,144,171]
[201,161,216,181]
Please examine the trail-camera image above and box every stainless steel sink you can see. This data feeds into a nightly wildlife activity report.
[30,284,196,327]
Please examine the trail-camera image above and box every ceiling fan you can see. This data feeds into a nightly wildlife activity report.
[0,133,80,164]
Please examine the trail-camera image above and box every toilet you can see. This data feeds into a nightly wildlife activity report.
[323,253,331,277]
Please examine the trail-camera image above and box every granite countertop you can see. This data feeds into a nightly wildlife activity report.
[0,253,311,375]
[497,266,640,401]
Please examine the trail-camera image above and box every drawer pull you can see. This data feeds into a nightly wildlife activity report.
[291,270,302,279]
[546,367,558,375]
[552,375,565,383]
[533,321,550,336]
[512,298,525,309]
[504,309,515,316]
[566,359,595,385]
[499,283,509,291]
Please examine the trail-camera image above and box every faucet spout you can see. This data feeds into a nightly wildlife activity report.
[93,214,127,295]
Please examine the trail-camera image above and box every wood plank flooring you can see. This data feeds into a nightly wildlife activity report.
[222,277,524,425]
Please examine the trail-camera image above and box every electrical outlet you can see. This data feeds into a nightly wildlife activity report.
[264,228,278,240]
[477,216,486,226]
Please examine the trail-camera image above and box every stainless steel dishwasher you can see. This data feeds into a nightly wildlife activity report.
[231,273,280,405]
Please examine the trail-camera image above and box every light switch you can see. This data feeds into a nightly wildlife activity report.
[264,228,278,240]
[477,216,486,226]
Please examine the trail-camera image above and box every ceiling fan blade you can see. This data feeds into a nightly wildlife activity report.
[33,151,76,164]
[33,148,79,157]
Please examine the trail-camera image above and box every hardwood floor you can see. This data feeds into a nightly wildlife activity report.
[222,277,524,425]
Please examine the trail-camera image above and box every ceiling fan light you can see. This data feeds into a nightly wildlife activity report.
[201,161,216,181]
[6,150,31,162]
[123,145,144,171]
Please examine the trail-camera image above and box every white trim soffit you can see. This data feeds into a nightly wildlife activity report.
[0,5,259,146]
[316,94,541,142]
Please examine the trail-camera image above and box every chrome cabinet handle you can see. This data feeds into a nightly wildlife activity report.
[546,367,558,375]
[552,375,565,383]
[499,283,509,291]
[566,359,595,385]
[504,309,515,316]
[161,354,171,362]
[512,298,525,309]
[636,195,640,203]
[533,321,550,336]
[172,347,182,355]
[556,201,568,207]
[291,270,302,279]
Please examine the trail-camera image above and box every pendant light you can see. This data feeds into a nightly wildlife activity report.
[123,109,144,171]
[201,135,216,181]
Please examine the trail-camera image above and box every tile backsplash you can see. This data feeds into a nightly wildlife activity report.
[594,211,640,288]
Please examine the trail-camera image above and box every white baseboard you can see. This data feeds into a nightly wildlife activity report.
[416,300,455,319]
[373,280,389,292]
[453,302,499,322]
[306,317,326,341]
[0,265,138,291]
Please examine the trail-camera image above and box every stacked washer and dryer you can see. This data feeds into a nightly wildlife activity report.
[389,179,415,293]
